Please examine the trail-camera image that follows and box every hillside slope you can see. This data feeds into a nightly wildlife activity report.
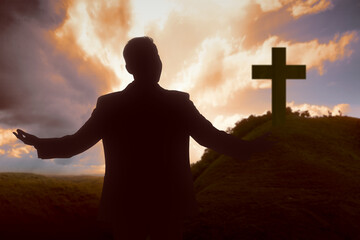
[187,115,360,239]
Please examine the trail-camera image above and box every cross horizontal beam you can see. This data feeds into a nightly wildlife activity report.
[252,65,306,79]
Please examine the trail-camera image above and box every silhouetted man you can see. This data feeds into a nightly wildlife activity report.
[14,37,257,240]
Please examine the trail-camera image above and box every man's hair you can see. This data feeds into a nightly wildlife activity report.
[123,36,158,71]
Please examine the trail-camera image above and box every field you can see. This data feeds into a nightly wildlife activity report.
[1,115,360,239]
[0,173,105,239]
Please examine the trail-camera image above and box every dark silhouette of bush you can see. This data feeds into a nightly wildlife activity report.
[230,112,272,138]
[300,110,310,118]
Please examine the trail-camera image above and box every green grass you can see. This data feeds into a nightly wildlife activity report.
[1,114,360,239]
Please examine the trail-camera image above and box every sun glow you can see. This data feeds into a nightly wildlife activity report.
[54,0,132,91]
[53,0,179,91]
[129,0,179,36]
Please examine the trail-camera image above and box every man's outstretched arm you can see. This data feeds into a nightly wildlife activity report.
[186,100,260,160]
[13,100,103,159]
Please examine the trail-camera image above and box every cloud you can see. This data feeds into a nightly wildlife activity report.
[287,102,350,116]
[173,37,241,107]
[0,128,16,146]
[213,114,248,131]
[169,31,356,111]
[55,0,132,90]
[289,0,333,18]
[0,151,105,175]
[255,0,333,17]
[6,144,33,159]
[255,0,285,12]
[281,31,358,75]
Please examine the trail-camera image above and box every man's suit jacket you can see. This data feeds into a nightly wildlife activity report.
[35,82,245,223]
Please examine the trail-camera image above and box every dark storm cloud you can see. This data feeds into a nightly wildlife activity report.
[0,0,65,110]
[0,0,65,30]
[0,0,118,137]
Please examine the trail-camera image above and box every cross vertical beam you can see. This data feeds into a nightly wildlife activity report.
[252,48,306,126]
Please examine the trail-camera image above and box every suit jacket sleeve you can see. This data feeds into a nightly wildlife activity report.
[34,98,104,159]
[186,98,251,159]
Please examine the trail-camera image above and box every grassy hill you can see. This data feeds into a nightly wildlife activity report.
[0,113,359,239]
[187,114,360,239]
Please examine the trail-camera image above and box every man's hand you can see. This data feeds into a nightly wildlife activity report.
[13,129,39,146]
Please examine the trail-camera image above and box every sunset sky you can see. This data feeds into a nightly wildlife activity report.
[0,0,359,175]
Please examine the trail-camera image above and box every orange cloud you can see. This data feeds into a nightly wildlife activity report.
[255,0,333,17]
[0,128,35,158]
[213,114,248,131]
[255,0,285,12]
[287,102,350,116]
[269,31,358,75]
[54,0,132,90]
[0,129,16,146]
[7,145,34,159]
[289,0,333,18]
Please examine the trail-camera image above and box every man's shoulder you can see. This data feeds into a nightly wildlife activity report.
[162,89,190,100]
[96,86,191,107]
[97,91,124,103]
[99,91,121,100]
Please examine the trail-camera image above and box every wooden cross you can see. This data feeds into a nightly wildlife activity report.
[252,47,306,126]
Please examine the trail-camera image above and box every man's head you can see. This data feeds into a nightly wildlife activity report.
[123,36,162,84]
